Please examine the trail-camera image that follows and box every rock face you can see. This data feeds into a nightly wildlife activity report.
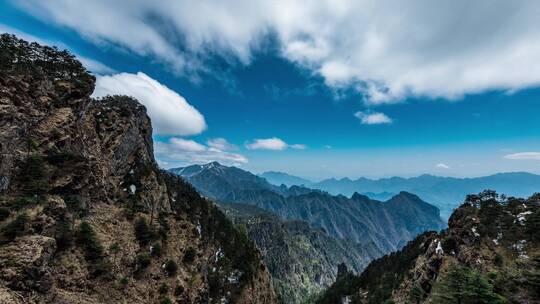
[0,34,275,304]
[221,203,382,304]
[317,191,540,304]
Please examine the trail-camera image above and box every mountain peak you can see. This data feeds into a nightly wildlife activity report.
[203,161,226,169]
[351,192,371,202]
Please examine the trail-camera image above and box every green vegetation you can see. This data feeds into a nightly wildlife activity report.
[136,253,151,270]
[163,260,177,276]
[55,221,74,251]
[6,196,36,211]
[150,242,162,256]
[76,222,104,261]
[17,155,50,196]
[159,297,172,304]
[1,213,29,243]
[432,266,505,304]
[0,207,10,221]
[134,217,156,246]
[0,33,94,87]
[408,282,425,304]
[182,247,196,264]
[159,282,169,294]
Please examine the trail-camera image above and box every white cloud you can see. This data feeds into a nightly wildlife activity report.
[207,138,238,151]
[504,152,540,160]
[291,144,307,150]
[155,137,247,167]
[246,138,288,151]
[245,137,305,151]
[15,1,540,102]
[92,72,206,136]
[435,163,450,169]
[354,111,392,125]
[169,138,206,152]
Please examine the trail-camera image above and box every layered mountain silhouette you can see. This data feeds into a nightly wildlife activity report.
[257,171,540,219]
[170,162,446,253]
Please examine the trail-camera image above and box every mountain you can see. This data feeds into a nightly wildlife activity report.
[170,162,280,199]
[0,35,275,304]
[260,171,313,187]
[317,191,540,304]
[313,172,540,219]
[171,162,446,254]
[220,203,382,304]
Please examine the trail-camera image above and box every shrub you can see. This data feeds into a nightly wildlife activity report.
[158,212,170,239]
[76,221,104,261]
[1,213,28,242]
[182,247,196,264]
[134,217,155,245]
[18,155,50,195]
[150,243,162,256]
[55,220,73,250]
[174,285,184,296]
[164,259,178,276]
[159,282,169,294]
[0,207,9,221]
[159,297,172,304]
[7,196,35,211]
[119,276,129,288]
[136,253,151,270]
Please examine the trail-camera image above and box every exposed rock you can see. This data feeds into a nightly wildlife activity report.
[0,235,57,292]
[0,34,275,304]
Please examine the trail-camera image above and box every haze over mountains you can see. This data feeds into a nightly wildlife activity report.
[261,171,540,219]
[170,162,446,253]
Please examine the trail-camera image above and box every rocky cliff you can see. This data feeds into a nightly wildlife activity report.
[0,34,275,304]
[317,190,540,304]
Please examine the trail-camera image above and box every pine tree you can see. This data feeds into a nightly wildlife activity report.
[432,266,505,304]
[408,282,425,304]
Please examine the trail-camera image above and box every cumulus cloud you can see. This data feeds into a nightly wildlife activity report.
[435,163,450,169]
[92,72,206,136]
[503,152,540,160]
[155,137,247,166]
[245,137,306,151]
[354,111,392,125]
[207,138,238,151]
[15,1,540,102]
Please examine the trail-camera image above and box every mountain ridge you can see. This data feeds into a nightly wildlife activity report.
[255,170,540,219]
[170,162,446,253]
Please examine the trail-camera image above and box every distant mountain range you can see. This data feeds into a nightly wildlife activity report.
[258,171,540,219]
[260,171,312,187]
[170,162,446,253]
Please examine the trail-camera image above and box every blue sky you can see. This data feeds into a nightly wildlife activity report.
[2,0,540,179]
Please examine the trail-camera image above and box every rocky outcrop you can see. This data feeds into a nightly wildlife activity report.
[0,34,275,304]
[317,191,540,304]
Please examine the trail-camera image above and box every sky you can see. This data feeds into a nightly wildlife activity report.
[2,0,540,179]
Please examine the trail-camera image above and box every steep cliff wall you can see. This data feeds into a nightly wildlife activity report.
[0,34,275,304]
